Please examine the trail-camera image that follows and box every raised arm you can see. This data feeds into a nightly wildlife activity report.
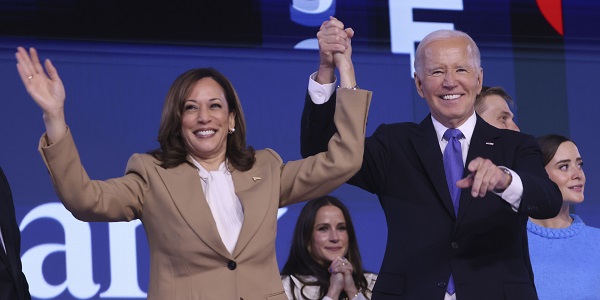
[301,17,355,158]
[316,17,354,84]
[16,47,67,143]
[282,18,371,205]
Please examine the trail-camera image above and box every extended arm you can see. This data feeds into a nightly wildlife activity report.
[17,47,145,222]
[283,18,370,205]
[512,135,563,219]
[300,17,354,158]
[300,86,337,157]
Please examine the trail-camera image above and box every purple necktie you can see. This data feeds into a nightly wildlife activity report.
[443,128,464,295]
[443,128,464,216]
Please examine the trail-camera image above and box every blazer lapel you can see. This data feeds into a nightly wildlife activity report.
[0,236,7,265]
[231,161,272,258]
[156,162,231,258]
[457,116,502,221]
[0,197,13,265]
[410,116,457,218]
[0,169,17,271]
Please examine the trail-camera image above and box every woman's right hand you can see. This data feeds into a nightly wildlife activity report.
[326,256,357,299]
[329,18,356,90]
[316,16,353,85]
[326,272,344,299]
[16,46,67,143]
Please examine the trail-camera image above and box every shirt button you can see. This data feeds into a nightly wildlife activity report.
[227,260,237,270]
[451,242,459,249]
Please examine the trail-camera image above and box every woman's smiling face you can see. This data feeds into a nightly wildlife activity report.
[545,141,585,204]
[181,77,235,165]
[310,205,349,264]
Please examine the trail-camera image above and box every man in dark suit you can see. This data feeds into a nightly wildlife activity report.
[0,167,31,300]
[301,18,562,300]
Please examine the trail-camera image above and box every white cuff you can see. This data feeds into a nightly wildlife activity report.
[493,167,523,212]
[308,71,337,104]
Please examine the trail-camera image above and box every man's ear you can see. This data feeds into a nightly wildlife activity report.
[414,73,425,98]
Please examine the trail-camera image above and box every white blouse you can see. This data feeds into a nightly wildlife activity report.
[190,158,243,254]
[281,273,377,300]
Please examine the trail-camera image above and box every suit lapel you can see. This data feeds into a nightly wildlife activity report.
[231,161,272,258]
[156,162,231,258]
[410,116,457,218]
[0,168,18,277]
[0,189,13,265]
[0,237,7,265]
[457,117,502,221]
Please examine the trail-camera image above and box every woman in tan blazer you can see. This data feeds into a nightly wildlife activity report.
[15,39,369,300]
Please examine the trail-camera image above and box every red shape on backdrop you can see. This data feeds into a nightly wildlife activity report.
[536,0,564,36]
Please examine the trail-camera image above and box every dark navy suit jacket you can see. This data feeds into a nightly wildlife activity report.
[301,91,562,300]
[0,167,30,300]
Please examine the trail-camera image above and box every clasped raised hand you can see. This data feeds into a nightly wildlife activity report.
[316,16,355,85]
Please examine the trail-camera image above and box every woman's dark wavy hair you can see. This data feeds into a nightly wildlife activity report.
[538,134,575,166]
[281,195,370,300]
[148,68,255,170]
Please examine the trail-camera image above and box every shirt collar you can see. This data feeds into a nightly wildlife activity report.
[431,111,477,144]
[189,156,229,179]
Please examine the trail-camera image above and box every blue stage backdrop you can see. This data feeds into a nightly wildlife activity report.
[0,0,599,299]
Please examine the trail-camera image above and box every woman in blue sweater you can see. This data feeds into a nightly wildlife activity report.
[527,134,600,299]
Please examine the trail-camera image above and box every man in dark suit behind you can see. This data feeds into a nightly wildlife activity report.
[300,18,562,300]
[0,166,31,300]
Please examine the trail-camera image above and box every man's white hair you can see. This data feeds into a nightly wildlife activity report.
[413,30,481,77]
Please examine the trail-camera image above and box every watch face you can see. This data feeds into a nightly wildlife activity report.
[494,167,512,193]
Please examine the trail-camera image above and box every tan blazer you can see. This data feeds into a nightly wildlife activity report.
[38,89,372,300]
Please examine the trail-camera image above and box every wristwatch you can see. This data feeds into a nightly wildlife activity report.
[493,166,512,193]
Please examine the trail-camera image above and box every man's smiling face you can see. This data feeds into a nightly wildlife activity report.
[415,36,483,128]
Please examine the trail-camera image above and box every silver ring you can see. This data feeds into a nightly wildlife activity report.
[27,75,33,80]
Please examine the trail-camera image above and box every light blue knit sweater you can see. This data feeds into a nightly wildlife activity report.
[527,214,600,300]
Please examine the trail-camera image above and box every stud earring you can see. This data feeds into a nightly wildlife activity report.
[228,128,236,134]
